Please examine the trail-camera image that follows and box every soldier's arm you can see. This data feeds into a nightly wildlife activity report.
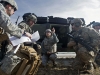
[52,33,59,43]
[89,29,100,47]
[0,10,24,38]
[41,41,47,54]
[67,40,76,47]
[67,36,77,48]
[18,22,26,30]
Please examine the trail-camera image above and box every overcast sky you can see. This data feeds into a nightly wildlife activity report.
[11,0,100,24]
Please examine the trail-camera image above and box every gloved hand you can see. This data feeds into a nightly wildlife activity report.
[0,27,4,34]
[89,51,94,57]
[67,41,76,47]
[52,27,55,33]
[33,44,41,55]
[47,51,52,54]
[33,44,41,50]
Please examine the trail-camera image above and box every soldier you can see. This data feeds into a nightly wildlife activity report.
[17,13,41,75]
[0,0,32,59]
[67,18,100,74]
[0,0,39,75]
[0,0,32,40]
[92,22,100,66]
[41,28,59,67]
[18,13,41,55]
[92,22,100,33]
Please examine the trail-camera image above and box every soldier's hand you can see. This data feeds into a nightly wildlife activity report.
[89,51,94,56]
[47,51,51,54]
[33,44,41,50]
[67,41,76,47]
[52,27,55,33]
[24,32,32,38]
[37,44,41,49]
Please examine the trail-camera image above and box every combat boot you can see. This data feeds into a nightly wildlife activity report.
[86,62,94,74]
[53,61,57,67]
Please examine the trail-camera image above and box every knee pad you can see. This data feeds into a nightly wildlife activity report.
[49,54,57,60]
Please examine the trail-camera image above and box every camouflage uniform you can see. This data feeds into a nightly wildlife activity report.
[92,22,100,66]
[18,21,33,34]
[15,13,41,75]
[41,29,59,66]
[0,0,24,60]
[0,1,39,75]
[0,0,23,60]
[72,27,99,67]
[18,13,41,54]
[0,3,24,38]
[18,21,33,47]
[69,18,100,73]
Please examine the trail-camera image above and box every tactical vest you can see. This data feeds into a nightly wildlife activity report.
[43,37,57,53]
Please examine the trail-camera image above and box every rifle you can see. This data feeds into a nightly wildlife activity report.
[47,52,58,54]
[67,33,96,52]
[42,52,57,56]
[86,21,95,27]
[15,16,20,25]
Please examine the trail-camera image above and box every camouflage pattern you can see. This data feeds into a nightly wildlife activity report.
[93,22,100,66]
[17,19,41,75]
[18,21,33,34]
[70,27,100,70]
[41,33,59,54]
[0,3,24,73]
[0,54,21,74]
[18,21,41,53]
[0,0,18,11]
[0,4,24,73]
[71,18,83,26]
[23,13,37,23]
[0,3,24,38]
[41,33,59,66]
[0,2,40,75]
[95,51,100,66]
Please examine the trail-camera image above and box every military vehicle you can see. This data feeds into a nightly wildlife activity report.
[32,16,85,52]
[32,16,100,75]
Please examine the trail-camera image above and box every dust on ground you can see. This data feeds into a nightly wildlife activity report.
[36,58,100,75]
[36,66,100,75]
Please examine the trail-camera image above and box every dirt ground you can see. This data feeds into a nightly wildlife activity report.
[35,58,100,75]
[36,66,100,75]
[35,51,100,75]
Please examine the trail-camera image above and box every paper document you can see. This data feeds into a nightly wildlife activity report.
[9,31,40,46]
[31,31,40,42]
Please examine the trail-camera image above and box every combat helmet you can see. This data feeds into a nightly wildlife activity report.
[0,0,18,11]
[46,29,52,33]
[92,22,100,28]
[23,13,37,23]
[71,18,83,27]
